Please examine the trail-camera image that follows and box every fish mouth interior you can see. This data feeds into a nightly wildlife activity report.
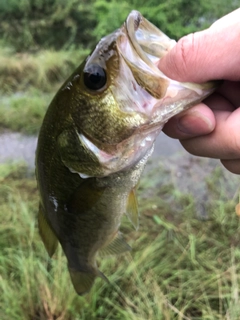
[117,10,176,99]
[118,11,216,99]
[125,10,175,70]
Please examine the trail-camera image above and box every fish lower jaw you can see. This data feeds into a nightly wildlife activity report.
[72,129,161,179]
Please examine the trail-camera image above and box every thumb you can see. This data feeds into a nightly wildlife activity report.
[158,9,240,83]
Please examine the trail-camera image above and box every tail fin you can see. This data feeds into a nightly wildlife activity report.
[69,269,96,295]
[69,268,109,295]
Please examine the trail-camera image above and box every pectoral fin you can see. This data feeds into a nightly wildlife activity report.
[99,232,131,257]
[126,188,139,230]
[38,205,58,257]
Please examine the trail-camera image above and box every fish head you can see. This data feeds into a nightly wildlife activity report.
[59,11,217,178]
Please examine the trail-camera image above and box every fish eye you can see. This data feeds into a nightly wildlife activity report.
[83,64,107,91]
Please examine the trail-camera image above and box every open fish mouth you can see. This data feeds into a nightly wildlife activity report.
[63,11,218,178]
[117,10,173,100]
[125,10,176,65]
[117,10,216,123]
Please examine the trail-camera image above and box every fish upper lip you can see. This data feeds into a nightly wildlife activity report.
[116,11,175,100]
[122,10,175,77]
[119,11,216,95]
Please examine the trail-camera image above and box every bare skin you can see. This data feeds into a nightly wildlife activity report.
[158,9,240,174]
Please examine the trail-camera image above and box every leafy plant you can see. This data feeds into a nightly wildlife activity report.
[0,0,238,51]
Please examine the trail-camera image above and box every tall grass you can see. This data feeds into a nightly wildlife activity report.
[1,162,240,319]
[0,48,89,134]
[0,89,52,134]
[0,48,89,93]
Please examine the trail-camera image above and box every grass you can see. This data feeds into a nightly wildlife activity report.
[1,161,240,320]
[0,89,52,134]
[0,47,89,93]
[0,88,51,134]
[1,46,240,319]
[0,47,89,134]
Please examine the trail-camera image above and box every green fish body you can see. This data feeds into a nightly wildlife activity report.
[36,11,216,295]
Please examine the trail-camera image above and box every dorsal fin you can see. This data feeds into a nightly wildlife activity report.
[38,205,58,257]
[99,232,131,257]
[126,188,139,230]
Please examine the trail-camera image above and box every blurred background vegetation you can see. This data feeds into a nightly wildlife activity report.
[0,0,239,52]
[0,0,239,133]
[1,1,240,319]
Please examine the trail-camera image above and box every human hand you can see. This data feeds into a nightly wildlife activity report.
[158,9,240,174]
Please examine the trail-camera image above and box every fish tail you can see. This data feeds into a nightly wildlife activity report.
[69,267,109,295]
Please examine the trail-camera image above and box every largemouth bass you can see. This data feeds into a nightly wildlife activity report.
[36,10,216,295]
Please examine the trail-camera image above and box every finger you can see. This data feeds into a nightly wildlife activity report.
[210,8,240,30]
[180,107,240,160]
[163,91,235,139]
[221,159,240,175]
[216,81,240,109]
[158,9,240,82]
[163,103,215,139]
[204,91,236,112]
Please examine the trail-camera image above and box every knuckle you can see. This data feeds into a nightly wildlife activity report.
[231,131,240,155]
[223,124,240,158]
[221,159,240,175]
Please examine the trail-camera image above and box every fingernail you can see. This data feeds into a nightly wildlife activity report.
[177,112,213,135]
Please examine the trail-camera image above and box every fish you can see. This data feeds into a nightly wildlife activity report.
[36,10,217,295]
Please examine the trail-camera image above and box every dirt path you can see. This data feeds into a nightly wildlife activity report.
[0,131,182,168]
[0,132,37,168]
